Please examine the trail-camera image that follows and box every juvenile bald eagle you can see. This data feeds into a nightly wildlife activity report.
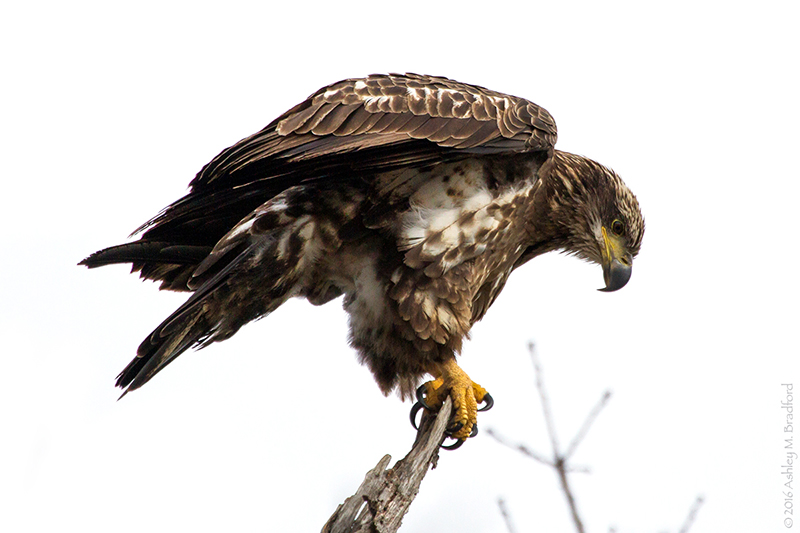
[81,73,643,444]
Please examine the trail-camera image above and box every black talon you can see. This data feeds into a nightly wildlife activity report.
[445,421,464,436]
[478,392,494,412]
[441,437,465,450]
[440,423,477,450]
[409,402,425,430]
[415,384,432,409]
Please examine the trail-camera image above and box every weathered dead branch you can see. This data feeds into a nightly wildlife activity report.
[322,398,453,533]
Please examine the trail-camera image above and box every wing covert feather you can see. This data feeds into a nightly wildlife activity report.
[192,73,557,191]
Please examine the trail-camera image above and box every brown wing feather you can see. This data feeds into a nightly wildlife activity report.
[193,73,557,190]
[278,73,556,151]
[85,74,558,292]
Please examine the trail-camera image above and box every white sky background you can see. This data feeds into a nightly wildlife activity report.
[1,1,798,531]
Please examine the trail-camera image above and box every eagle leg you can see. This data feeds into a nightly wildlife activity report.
[411,359,493,444]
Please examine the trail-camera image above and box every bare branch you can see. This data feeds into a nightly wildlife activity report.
[486,427,591,473]
[322,398,453,533]
[677,495,705,533]
[529,341,561,454]
[493,342,701,533]
[564,390,612,460]
[554,456,585,533]
[529,341,585,533]
[497,497,519,533]
[485,427,553,466]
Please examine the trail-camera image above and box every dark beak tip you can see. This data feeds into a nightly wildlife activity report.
[598,259,632,292]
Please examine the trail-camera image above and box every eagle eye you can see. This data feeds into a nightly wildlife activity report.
[611,219,624,236]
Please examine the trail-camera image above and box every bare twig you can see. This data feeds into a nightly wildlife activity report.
[530,342,590,533]
[490,342,704,533]
[489,343,613,533]
[677,495,705,533]
[497,497,519,533]
[529,341,561,454]
[485,427,553,466]
[554,455,585,533]
[564,390,612,460]
[486,427,591,473]
[322,398,453,533]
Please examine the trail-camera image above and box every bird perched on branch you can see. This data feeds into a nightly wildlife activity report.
[81,73,644,447]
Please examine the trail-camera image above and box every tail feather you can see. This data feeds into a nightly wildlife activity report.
[79,242,213,292]
[79,242,211,268]
[110,203,314,395]
[115,241,260,395]
[116,309,208,395]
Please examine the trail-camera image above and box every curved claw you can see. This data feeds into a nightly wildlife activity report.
[415,383,432,410]
[441,437,466,450]
[478,392,494,412]
[409,401,425,430]
[440,422,478,450]
[445,421,464,436]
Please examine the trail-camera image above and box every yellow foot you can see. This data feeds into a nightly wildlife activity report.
[411,358,493,446]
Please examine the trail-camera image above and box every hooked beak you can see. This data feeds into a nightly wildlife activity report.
[598,226,633,292]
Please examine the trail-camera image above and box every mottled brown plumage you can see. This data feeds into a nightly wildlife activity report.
[81,74,644,433]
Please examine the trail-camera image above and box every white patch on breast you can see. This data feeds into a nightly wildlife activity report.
[398,159,534,269]
[400,160,488,246]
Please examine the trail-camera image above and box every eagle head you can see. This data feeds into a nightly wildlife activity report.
[548,151,644,292]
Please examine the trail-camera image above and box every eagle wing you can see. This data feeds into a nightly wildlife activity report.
[189,73,557,191]
[85,74,557,292]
